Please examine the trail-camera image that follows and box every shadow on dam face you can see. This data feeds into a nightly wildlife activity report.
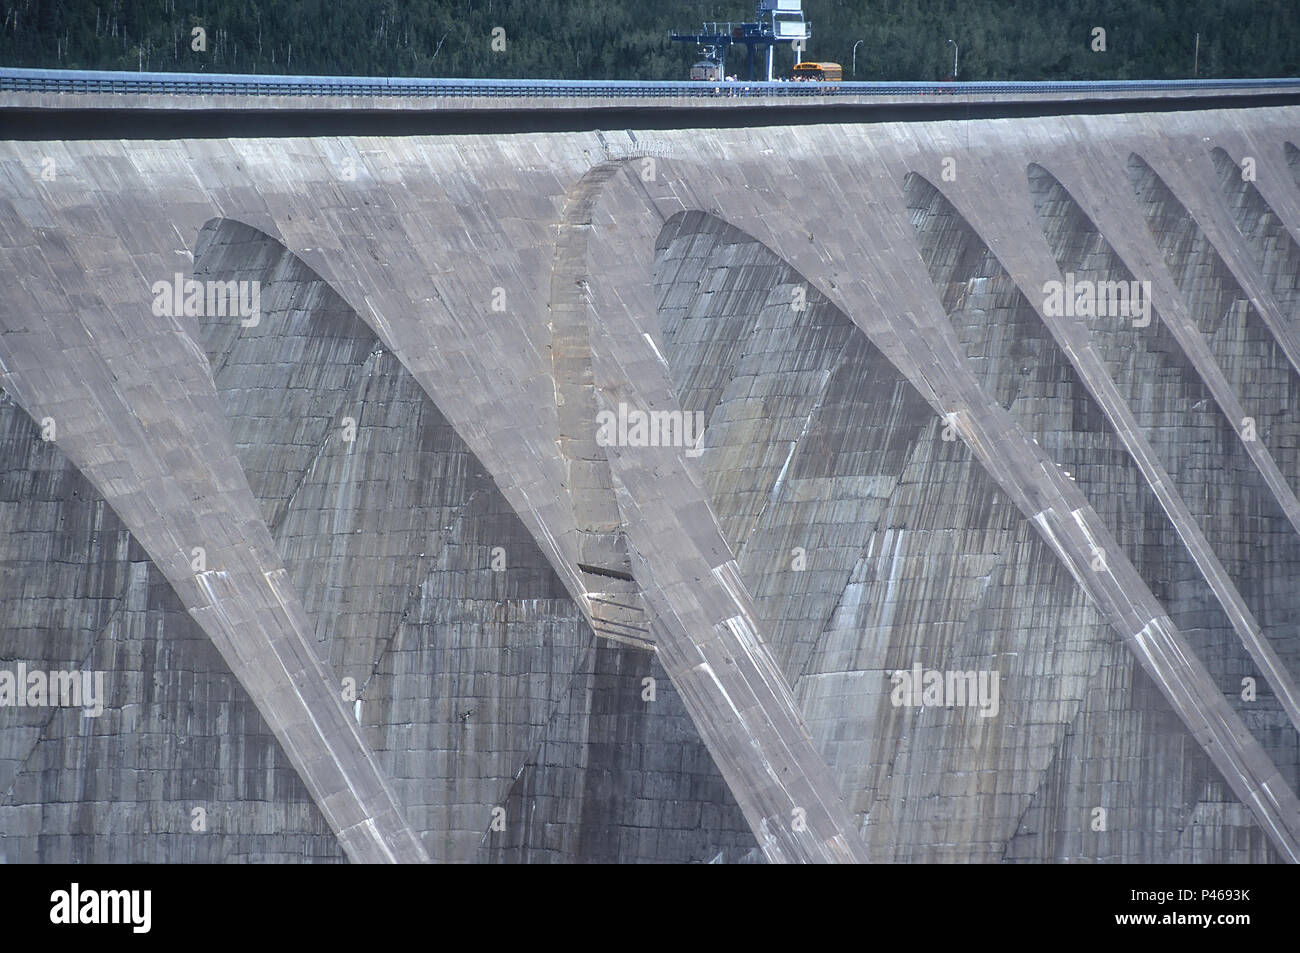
[0,392,346,864]
[904,168,1293,861]
[645,205,1286,862]
[1028,161,1300,787]
[1211,146,1300,334]
[2,113,1299,863]
[1127,151,1300,493]
[187,217,758,863]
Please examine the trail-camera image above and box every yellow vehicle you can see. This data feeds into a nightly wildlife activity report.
[791,61,842,82]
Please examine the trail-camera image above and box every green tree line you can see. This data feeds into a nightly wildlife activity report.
[1,0,1296,81]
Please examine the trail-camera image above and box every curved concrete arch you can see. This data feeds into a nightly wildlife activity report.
[997,141,1300,533]
[216,137,596,638]
[194,216,589,859]
[683,144,1300,860]
[1016,144,1300,555]
[551,155,870,863]
[653,209,939,679]
[5,110,1300,862]
[566,143,1300,860]
[1210,146,1300,334]
[0,201,428,862]
[191,215,757,863]
[653,205,1184,861]
[0,392,346,862]
[903,169,1292,859]
[1023,162,1300,677]
[1126,151,1300,482]
[150,136,674,655]
[1196,137,1300,265]
[1121,146,1300,371]
[191,142,631,654]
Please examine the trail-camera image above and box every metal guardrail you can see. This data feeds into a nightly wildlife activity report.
[2,67,1300,99]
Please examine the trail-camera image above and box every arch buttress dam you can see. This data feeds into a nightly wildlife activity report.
[1028,150,1300,695]
[904,169,1290,858]
[649,125,1300,860]
[0,152,427,862]
[548,130,1298,860]
[3,106,1300,861]
[901,152,1300,756]
[0,135,779,864]
[881,124,1300,855]
[190,216,755,862]
[1210,145,1300,334]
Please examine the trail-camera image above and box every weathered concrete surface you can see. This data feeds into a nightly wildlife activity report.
[0,393,347,862]
[2,103,1299,861]
[189,218,753,861]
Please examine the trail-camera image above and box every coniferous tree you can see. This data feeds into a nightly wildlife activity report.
[0,0,1295,80]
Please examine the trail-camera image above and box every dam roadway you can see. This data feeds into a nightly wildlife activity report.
[1,70,1299,863]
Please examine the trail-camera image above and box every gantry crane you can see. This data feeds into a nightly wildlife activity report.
[670,0,811,82]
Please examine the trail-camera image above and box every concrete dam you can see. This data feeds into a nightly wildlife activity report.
[2,87,1300,863]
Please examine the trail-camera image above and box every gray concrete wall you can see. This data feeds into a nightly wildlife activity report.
[1,105,1299,861]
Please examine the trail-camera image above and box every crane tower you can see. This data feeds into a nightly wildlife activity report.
[671,0,811,82]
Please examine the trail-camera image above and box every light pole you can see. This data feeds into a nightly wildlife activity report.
[852,39,864,78]
[947,39,958,80]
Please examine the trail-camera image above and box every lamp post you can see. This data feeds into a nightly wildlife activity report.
[947,39,958,80]
[852,39,864,78]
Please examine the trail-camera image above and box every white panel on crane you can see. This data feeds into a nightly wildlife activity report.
[774,16,807,39]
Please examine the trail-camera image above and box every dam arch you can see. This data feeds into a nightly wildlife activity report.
[4,108,1300,862]
[191,214,758,863]
[903,167,1294,859]
[555,143,1300,860]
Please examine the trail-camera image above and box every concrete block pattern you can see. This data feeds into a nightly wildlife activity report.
[2,106,1299,862]
[0,396,345,863]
